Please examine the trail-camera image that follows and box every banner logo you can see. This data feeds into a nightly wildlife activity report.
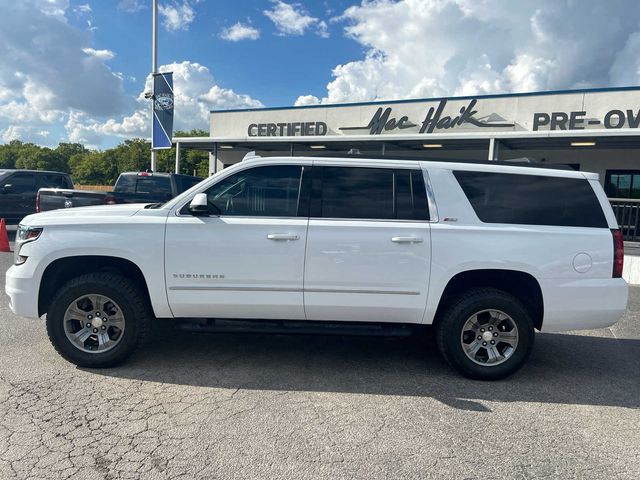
[152,72,174,150]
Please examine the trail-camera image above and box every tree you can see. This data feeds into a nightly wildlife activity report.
[15,146,69,173]
[156,129,209,177]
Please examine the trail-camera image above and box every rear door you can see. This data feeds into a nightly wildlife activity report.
[165,162,311,319]
[303,163,432,323]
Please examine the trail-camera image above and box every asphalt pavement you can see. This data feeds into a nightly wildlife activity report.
[0,252,638,479]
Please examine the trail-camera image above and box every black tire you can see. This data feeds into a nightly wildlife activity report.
[46,272,151,368]
[436,288,535,380]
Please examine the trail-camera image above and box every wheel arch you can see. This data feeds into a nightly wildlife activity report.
[433,269,544,331]
[38,255,152,317]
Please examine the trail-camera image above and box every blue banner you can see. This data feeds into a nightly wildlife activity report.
[152,72,174,149]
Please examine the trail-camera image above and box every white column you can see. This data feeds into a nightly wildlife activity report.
[488,138,500,161]
[150,0,158,171]
[174,142,180,174]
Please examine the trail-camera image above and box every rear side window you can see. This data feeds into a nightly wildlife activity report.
[315,167,429,220]
[40,174,71,189]
[453,171,607,228]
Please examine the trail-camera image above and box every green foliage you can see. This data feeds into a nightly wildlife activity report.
[0,130,209,185]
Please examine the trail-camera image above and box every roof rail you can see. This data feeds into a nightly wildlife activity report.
[314,153,574,170]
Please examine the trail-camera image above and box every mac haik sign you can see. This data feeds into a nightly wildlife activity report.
[209,88,640,138]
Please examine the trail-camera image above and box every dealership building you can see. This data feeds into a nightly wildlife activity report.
[175,85,640,217]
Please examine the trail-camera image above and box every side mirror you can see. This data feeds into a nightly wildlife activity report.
[1,184,14,194]
[189,193,210,216]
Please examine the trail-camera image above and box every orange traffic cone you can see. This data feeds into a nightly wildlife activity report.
[0,219,10,253]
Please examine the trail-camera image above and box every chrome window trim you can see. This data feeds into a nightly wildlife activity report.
[308,217,429,224]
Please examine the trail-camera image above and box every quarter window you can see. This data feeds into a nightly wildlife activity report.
[203,165,303,217]
[453,170,607,228]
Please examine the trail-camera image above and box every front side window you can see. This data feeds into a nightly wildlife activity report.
[202,165,303,217]
[454,170,607,228]
[315,167,429,220]
[6,173,36,193]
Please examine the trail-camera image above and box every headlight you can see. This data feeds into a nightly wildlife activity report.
[15,225,43,265]
[17,225,43,243]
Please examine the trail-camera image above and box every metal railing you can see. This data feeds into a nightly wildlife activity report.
[609,198,640,241]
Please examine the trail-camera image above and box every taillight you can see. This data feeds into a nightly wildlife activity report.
[612,229,624,278]
[36,191,40,213]
[104,194,116,205]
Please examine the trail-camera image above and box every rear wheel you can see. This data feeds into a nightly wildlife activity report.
[436,288,535,380]
[46,273,151,368]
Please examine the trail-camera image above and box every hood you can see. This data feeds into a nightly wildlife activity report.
[21,204,150,226]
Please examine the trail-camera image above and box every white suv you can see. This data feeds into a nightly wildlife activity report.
[5,156,628,379]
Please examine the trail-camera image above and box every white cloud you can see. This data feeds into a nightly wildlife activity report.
[75,4,91,14]
[0,1,131,147]
[264,1,329,37]
[303,0,640,104]
[0,2,127,118]
[66,61,264,145]
[34,0,69,17]
[294,95,321,106]
[220,22,260,42]
[159,1,197,32]
[1,125,52,143]
[82,48,115,61]
[117,0,145,13]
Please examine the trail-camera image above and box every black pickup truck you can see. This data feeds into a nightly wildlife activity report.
[0,169,74,224]
[37,172,203,213]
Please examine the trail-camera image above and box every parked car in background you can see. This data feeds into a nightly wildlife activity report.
[0,169,73,224]
[37,171,203,212]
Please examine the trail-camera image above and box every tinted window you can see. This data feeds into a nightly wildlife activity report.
[135,176,171,194]
[116,175,172,195]
[454,171,607,228]
[316,167,429,220]
[204,165,302,217]
[40,174,70,189]
[178,176,202,192]
[115,175,136,193]
[6,173,36,193]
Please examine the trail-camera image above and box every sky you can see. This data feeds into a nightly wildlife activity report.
[1,0,640,149]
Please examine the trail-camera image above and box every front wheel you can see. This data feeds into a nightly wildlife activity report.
[436,288,535,380]
[46,272,151,368]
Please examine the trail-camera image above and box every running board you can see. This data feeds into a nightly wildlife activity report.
[173,318,420,337]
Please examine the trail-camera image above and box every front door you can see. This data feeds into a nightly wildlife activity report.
[0,172,37,223]
[304,164,432,324]
[165,163,310,319]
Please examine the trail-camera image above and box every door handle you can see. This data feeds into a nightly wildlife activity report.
[267,233,299,241]
[391,236,423,244]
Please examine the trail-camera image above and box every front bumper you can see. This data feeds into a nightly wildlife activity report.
[5,264,40,318]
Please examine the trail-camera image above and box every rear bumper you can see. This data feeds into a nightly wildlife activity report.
[540,277,628,332]
[5,265,40,318]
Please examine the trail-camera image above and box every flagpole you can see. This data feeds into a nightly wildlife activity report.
[150,0,158,171]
